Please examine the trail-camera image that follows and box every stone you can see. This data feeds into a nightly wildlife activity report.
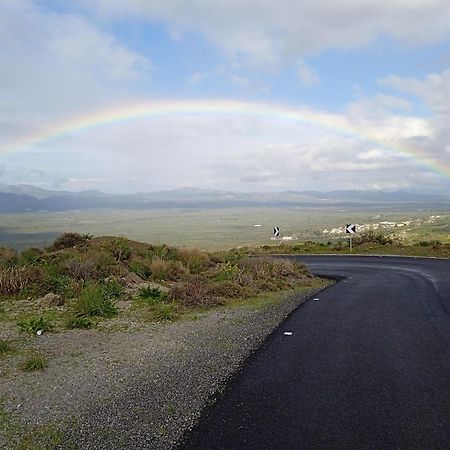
[125,272,144,284]
[37,293,64,307]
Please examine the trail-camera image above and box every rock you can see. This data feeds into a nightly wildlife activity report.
[37,293,64,307]
[125,272,144,284]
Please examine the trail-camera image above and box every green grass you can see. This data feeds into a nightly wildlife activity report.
[137,286,167,304]
[19,355,48,372]
[17,316,53,333]
[148,303,179,322]
[0,339,14,356]
[65,316,93,329]
[72,282,117,318]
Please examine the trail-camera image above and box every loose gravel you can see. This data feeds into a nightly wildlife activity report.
[0,283,330,449]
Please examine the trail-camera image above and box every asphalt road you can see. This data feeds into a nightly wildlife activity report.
[178,255,450,450]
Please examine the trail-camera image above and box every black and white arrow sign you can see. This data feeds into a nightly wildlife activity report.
[345,224,356,234]
[273,226,280,237]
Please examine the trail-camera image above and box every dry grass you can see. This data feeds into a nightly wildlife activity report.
[0,267,31,294]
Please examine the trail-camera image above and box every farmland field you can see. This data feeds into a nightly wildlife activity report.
[1,207,449,250]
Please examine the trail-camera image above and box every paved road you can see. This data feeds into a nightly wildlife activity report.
[179,255,450,450]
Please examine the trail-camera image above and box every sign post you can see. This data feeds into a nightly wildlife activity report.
[273,226,280,238]
[345,224,356,252]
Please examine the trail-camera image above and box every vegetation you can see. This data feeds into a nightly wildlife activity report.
[0,339,14,356]
[19,355,48,372]
[18,316,53,334]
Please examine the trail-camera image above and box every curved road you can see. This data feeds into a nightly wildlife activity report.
[179,255,450,449]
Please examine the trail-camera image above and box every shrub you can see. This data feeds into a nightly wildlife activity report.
[40,273,74,296]
[208,280,250,299]
[19,355,47,371]
[149,257,172,280]
[355,230,393,245]
[73,281,117,318]
[129,260,151,278]
[178,248,211,273]
[107,238,132,262]
[138,286,167,304]
[18,316,52,333]
[0,267,31,294]
[0,247,18,267]
[65,316,93,329]
[51,233,88,250]
[170,278,217,307]
[62,257,97,280]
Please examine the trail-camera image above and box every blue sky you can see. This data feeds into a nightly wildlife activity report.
[1,0,450,193]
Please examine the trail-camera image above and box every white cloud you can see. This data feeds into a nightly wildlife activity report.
[82,0,450,67]
[0,0,151,120]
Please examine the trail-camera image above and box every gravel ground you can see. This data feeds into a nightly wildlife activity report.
[0,282,330,449]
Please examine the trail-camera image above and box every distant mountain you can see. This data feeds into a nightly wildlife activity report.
[0,184,449,213]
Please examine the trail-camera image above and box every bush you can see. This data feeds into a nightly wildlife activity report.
[0,267,31,294]
[178,248,211,273]
[62,257,97,280]
[208,280,250,299]
[170,278,217,307]
[107,238,132,262]
[51,233,88,250]
[138,285,167,303]
[355,230,393,245]
[149,258,172,280]
[18,316,53,333]
[0,247,18,267]
[129,260,151,278]
[72,281,117,318]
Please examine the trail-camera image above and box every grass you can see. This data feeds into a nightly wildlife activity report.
[17,316,53,333]
[65,316,94,329]
[72,281,117,318]
[148,303,179,322]
[137,286,167,303]
[19,355,48,372]
[0,339,14,356]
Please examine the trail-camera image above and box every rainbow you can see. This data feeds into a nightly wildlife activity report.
[1,99,450,181]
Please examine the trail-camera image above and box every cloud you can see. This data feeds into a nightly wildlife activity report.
[297,61,320,87]
[0,0,151,120]
[82,0,450,67]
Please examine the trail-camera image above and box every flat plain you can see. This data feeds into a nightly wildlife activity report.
[1,207,449,250]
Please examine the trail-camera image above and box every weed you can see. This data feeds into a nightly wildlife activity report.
[65,316,93,329]
[150,303,178,322]
[73,281,117,318]
[19,355,48,372]
[138,285,167,303]
[0,267,31,294]
[18,316,52,333]
[101,278,124,299]
[0,339,13,355]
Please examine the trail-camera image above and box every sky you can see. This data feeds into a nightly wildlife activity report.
[1,0,450,194]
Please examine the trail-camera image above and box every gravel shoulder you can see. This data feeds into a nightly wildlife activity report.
[0,280,331,449]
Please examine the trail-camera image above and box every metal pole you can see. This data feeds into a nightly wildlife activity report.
[349,236,352,253]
